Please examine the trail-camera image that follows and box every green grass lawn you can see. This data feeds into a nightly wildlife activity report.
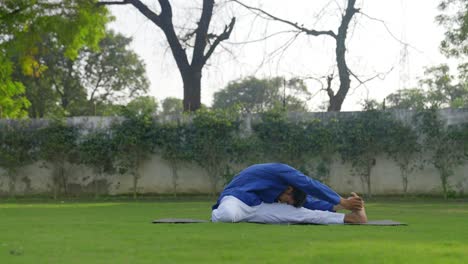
[0,198,467,264]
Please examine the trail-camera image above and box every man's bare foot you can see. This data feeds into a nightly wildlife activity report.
[343,193,367,224]
[344,207,368,223]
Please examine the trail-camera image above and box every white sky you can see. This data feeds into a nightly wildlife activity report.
[107,0,451,111]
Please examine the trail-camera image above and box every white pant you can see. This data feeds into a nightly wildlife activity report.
[212,196,345,225]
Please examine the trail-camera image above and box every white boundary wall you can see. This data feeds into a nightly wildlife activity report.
[1,109,467,196]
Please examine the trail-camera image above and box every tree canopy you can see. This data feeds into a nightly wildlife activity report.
[0,0,111,118]
[212,76,310,113]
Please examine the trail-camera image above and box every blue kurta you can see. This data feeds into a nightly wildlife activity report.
[212,163,341,212]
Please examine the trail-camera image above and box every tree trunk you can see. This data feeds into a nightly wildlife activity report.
[365,162,372,198]
[327,0,358,112]
[8,170,16,198]
[182,69,202,111]
[170,161,179,198]
[94,170,101,199]
[98,0,235,113]
[133,171,138,200]
[401,168,409,196]
[441,170,448,199]
[61,165,68,196]
[52,165,60,200]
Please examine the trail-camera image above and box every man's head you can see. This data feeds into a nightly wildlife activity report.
[277,186,306,207]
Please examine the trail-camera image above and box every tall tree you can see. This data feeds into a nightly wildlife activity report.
[0,122,36,196]
[0,60,30,118]
[234,0,359,111]
[0,0,110,117]
[98,0,236,111]
[436,0,468,59]
[12,30,149,117]
[212,76,310,113]
[81,30,149,110]
[421,64,468,108]
[385,88,428,110]
[161,97,183,116]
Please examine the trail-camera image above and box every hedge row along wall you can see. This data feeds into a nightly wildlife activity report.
[1,108,467,198]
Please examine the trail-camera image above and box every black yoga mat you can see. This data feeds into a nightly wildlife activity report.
[152,218,407,226]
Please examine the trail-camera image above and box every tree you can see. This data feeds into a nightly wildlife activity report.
[421,65,468,108]
[125,96,158,117]
[78,129,115,197]
[190,108,239,195]
[0,0,110,117]
[385,66,468,110]
[304,119,341,185]
[156,122,191,197]
[112,108,156,199]
[385,88,428,110]
[0,122,36,196]
[384,119,422,195]
[81,30,150,113]
[37,120,80,199]
[213,76,309,113]
[436,0,468,59]
[99,0,236,111]
[0,60,30,118]
[253,108,314,171]
[12,30,149,117]
[413,0,468,111]
[234,0,360,111]
[161,97,183,116]
[338,111,392,198]
[415,109,467,198]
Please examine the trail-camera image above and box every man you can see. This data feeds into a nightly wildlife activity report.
[212,163,367,224]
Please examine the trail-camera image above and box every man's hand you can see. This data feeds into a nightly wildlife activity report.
[339,192,364,211]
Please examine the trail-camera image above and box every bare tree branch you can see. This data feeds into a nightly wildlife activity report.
[203,17,236,65]
[326,74,334,98]
[225,30,299,45]
[360,12,422,53]
[232,0,337,38]
[97,1,129,6]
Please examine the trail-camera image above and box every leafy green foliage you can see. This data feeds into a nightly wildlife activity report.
[385,88,428,110]
[156,121,191,196]
[414,109,467,198]
[0,59,30,118]
[384,118,422,194]
[82,30,149,108]
[436,0,468,58]
[0,0,111,117]
[213,76,310,113]
[78,129,115,197]
[161,97,183,116]
[385,65,468,110]
[124,96,158,118]
[253,108,344,181]
[338,111,394,197]
[36,119,80,198]
[305,118,341,184]
[421,65,468,108]
[10,30,149,117]
[0,121,36,195]
[111,110,157,199]
[190,108,240,195]
[253,108,313,172]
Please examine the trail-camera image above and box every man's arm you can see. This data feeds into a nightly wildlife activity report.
[303,196,336,212]
[275,164,341,205]
[275,164,363,210]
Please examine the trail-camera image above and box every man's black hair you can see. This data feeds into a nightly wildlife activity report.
[292,187,307,208]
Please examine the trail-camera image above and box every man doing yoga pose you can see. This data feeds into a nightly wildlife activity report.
[212,163,367,224]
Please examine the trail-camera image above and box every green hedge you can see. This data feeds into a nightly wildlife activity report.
[1,108,467,198]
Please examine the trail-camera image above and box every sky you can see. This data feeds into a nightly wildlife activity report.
[107,0,451,111]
